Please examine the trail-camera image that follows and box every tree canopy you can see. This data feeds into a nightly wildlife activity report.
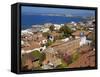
[59,25,72,37]
[49,25,55,32]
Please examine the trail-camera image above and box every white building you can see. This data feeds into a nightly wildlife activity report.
[61,38,69,42]
[80,34,87,46]
[72,31,91,46]
[48,35,54,42]
[40,28,49,32]
[54,24,61,30]
[71,21,77,26]
[21,29,33,35]
[80,32,92,46]
[21,40,24,45]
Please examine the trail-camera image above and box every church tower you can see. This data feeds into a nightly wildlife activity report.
[80,32,86,46]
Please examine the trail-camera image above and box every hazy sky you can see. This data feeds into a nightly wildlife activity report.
[21,6,95,17]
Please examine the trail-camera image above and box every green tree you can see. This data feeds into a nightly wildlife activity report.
[39,52,46,62]
[72,51,80,62]
[31,50,46,62]
[59,25,72,37]
[46,40,53,47]
[49,25,55,32]
[31,50,41,60]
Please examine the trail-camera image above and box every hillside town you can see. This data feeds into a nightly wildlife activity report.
[21,17,96,71]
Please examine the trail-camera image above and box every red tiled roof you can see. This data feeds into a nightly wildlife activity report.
[72,30,90,36]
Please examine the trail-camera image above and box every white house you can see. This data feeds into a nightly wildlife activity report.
[48,35,54,42]
[40,28,49,32]
[80,35,87,46]
[21,40,24,45]
[71,21,77,26]
[80,32,92,46]
[54,24,61,30]
[42,39,47,44]
[89,28,94,31]
[72,31,91,46]
[21,29,33,35]
[61,38,69,42]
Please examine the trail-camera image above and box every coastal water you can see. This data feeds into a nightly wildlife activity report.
[21,15,84,29]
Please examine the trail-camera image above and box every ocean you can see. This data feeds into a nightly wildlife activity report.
[21,15,84,29]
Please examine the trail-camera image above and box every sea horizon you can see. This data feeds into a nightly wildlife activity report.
[21,15,87,30]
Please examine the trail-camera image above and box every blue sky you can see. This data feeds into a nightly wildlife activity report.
[21,6,95,17]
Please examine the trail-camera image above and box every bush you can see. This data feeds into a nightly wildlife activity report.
[46,40,53,47]
[72,51,80,62]
[58,34,65,39]
[59,25,72,37]
[63,53,72,65]
[56,59,68,68]
[31,50,41,59]
[31,50,46,68]
[39,52,46,62]
[32,50,46,62]
[49,25,55,32]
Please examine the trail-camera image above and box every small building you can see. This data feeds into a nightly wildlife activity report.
[54,24,61,30]
[40,28,49,32]
[49,31,61,41]
[31,25,42,32]
[70,21,77,26]
[72,30,92,46]
[61,37,69,42]
[72,30,90,38]
[21,29,33,41]
[80,32,87,46]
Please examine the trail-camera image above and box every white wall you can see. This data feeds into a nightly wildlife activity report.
[0,0,99,77]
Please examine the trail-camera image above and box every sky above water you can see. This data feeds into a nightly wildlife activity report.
[21,6,95,17]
